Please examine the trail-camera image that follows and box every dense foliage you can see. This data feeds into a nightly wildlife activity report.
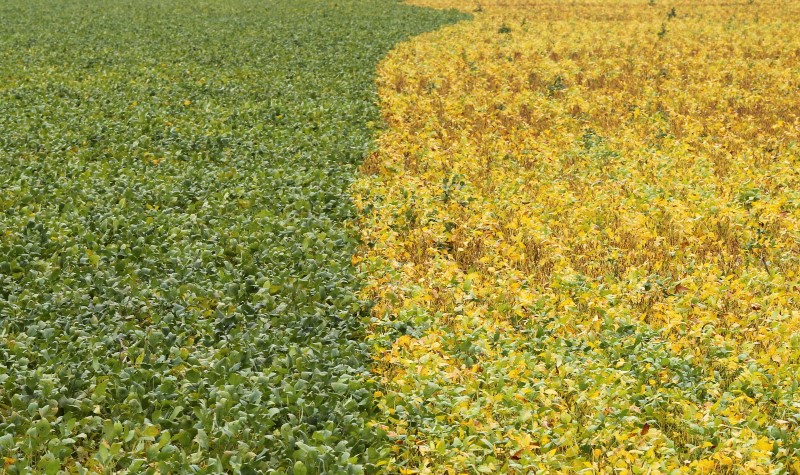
[0,1,465,473]
[354,0,800,473]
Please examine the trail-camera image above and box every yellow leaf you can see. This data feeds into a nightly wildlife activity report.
[754,438,773,452]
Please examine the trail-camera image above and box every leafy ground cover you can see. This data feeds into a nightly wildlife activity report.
[0,1,465,473]
[354,0,800,473]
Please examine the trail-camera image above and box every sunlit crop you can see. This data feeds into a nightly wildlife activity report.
[354,0,800,473]
[0,1,464,472]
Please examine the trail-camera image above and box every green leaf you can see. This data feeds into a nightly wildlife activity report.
[293,461,307,475]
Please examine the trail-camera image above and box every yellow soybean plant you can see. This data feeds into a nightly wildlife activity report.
[354,0,800,473]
